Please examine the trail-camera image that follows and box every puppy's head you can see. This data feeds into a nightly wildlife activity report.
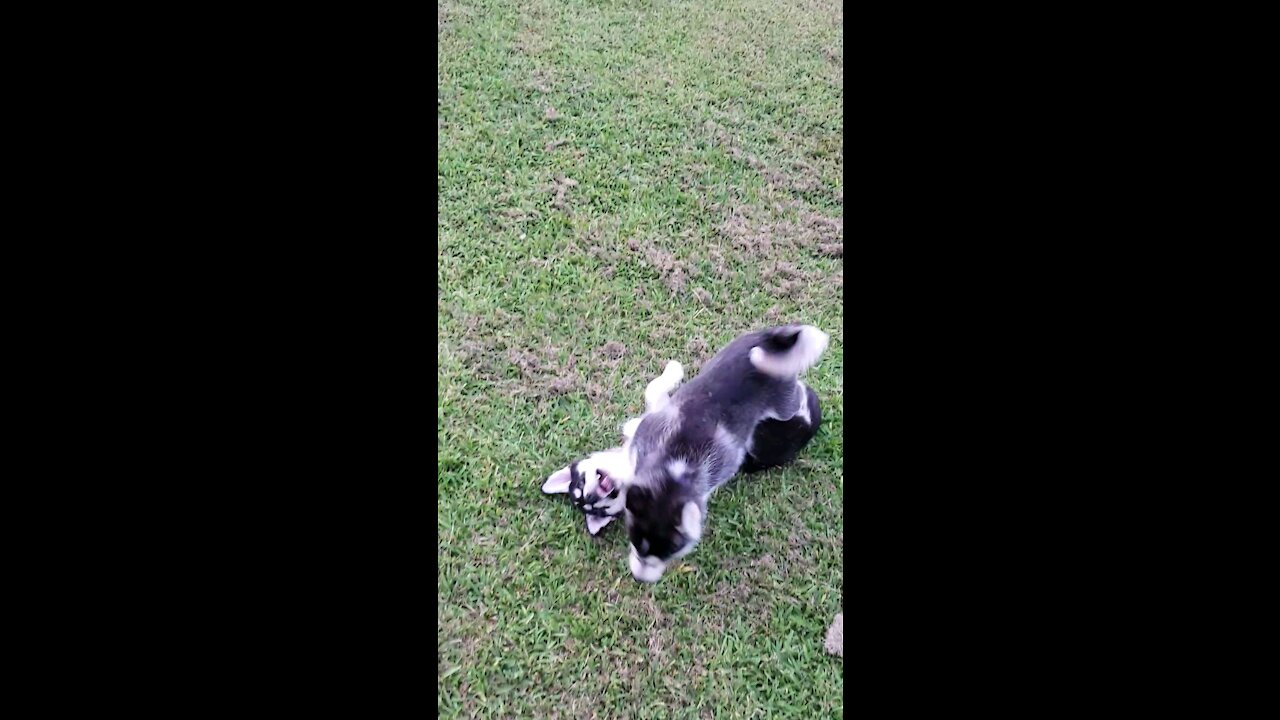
[623,474,703,583]
[542,456,626,535]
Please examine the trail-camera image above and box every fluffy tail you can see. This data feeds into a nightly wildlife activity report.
[748,325,829,378]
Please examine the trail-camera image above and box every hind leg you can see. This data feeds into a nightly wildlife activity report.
[644,360,683,414]
[741,384,822,473]
[621,361,685,442]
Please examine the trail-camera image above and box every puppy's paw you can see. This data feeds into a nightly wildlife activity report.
[663,360,684,382]
[621,416,642,441]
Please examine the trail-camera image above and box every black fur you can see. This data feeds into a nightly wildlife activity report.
[621,486,690,560]
[740,384,822,473]
[625,385,820,558]
[624,325,828,579]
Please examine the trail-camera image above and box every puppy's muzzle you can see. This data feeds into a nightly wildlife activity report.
[629,547,667,583]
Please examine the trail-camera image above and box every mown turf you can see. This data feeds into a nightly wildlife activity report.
[439,1,843,717]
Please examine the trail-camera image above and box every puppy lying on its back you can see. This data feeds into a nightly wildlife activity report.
[624,324,829,582]
[542,351,823,537]
[542,361,685,534]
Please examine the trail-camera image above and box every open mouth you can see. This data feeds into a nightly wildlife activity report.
[596,469,614,495]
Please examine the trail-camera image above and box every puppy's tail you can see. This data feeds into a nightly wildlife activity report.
[748,325,829,378]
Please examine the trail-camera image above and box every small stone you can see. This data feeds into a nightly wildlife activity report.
[824,613,843,658]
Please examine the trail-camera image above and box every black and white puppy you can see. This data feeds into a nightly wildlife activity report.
[624,324,829,582]
[541,360,685,534]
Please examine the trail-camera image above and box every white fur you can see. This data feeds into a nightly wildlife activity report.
[748,325,829,378]
[644,360,684,413]
[713,423,746,476]
[793,380,811,424]
[679,501,703,541]
[577,447,634,496]
[622,417,642,440]
[629,545,665,583]
[586,515,613,535]
[621,362,684,472]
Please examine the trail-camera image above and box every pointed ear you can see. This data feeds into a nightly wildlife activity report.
[542,466,572,494]
[585,514,613,535]
[680,501,703,541]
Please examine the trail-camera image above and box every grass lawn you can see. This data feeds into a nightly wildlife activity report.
[438,1,843,717]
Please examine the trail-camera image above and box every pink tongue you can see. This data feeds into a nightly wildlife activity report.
[599,477,613,494]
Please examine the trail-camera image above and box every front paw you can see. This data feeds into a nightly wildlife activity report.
[663,360,684,381]
[622,417,642,440]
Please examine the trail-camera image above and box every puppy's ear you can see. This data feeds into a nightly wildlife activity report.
[679,501,703,541]
[542,466,572,494]
[585,514,613,535]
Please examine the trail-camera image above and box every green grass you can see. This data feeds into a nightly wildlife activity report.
[438,0,843,717]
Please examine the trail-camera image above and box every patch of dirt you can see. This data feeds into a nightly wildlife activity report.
[706,246,731,279]
[547,376,575,395]
[449,310,589,399]
[761,261,802,282]
[584,380,607,403]
[627,236,689,293]
[692,287,712,306]
[544,106,561,121]
[704,120,831,197]
[716,201,843,270]
[515,27,543,55]
[550,175,578,210]
[686,336,711,365]
[601,341,626,359]
[644,595,673,660]
[529,69,553,93]
[771,279,803,299]
[545,138,568,152]
[496,207,541,224]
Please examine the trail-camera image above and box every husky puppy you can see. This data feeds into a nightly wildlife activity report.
[542,361,685,535]
[624,325,829,582]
